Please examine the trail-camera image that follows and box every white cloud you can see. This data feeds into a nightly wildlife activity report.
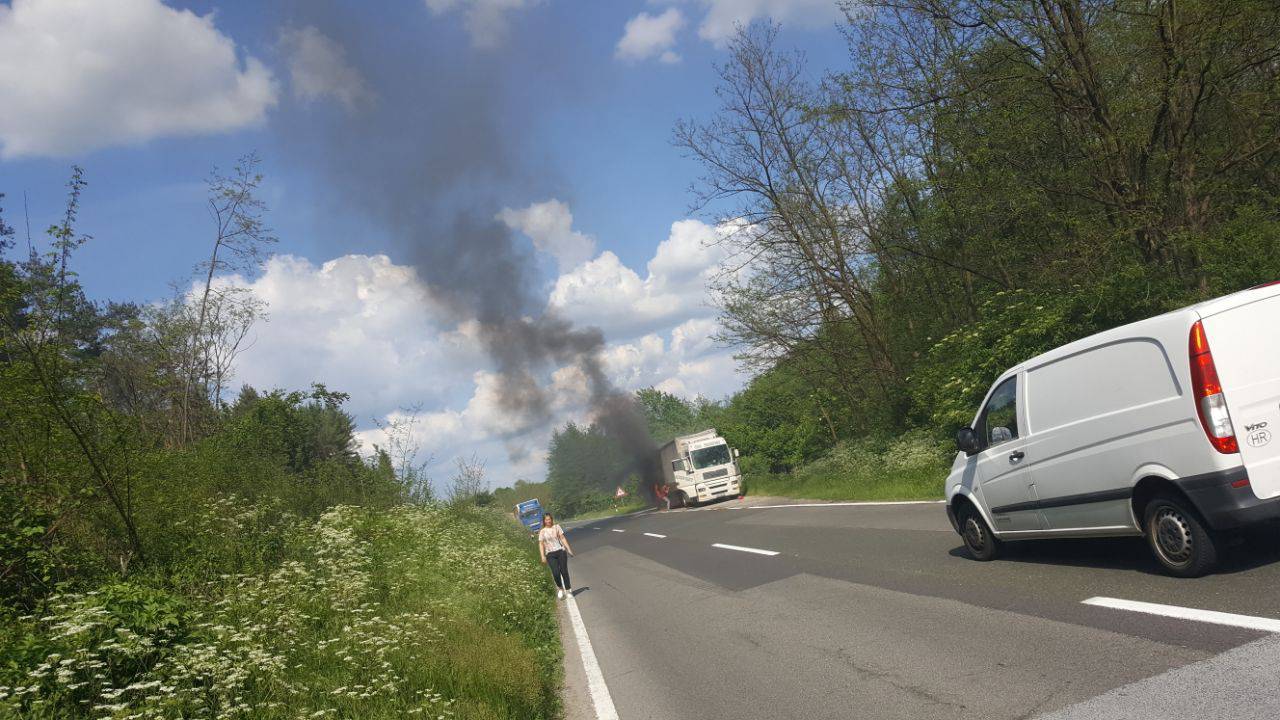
[498,199,596,272]
[669,0,843,46]
[423,0,536,49]
[230,254,480,421]
[0,0,277,159]
[548,218,730,340]
[279,26,371,110]
[601,321,745,401]
[616,9,686,64]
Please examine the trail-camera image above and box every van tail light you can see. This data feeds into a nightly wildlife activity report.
[1249,279,1280,290]
[1188,320,1239,454]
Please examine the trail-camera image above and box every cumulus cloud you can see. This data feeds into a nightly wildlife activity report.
[616,8,686,64]
[279,26,371,110]
[423,0,536,48]
[0,0,276,159]
[229,254,481,420]
[548,218,730,340]
[665,0,843,46]
[497,199,596,272]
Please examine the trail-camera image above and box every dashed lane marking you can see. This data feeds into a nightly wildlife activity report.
[1083,597,1280,633]
[643,532,666,538]
[712,542,780,557]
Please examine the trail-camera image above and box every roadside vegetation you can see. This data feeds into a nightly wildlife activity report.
[743,432,947,502]
[0,167,558,718]
[515,2,1280,512]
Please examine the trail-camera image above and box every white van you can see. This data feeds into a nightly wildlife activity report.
[945,282,1280,576]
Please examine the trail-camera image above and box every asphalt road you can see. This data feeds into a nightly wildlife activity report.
[559,499,1280,720]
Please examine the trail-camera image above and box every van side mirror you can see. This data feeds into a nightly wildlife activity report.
[732,448,740,458]
[955,427,981,455]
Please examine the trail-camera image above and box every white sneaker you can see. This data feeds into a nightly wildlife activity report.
[557,589,564,599]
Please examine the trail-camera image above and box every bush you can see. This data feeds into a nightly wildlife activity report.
[746,430,950,502]
[908,288,1106,432]
[0,487,70,611]
[0,503,561,719]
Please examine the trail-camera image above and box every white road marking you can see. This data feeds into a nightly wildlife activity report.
[565,594,620,720]
[643,532,666,538]
[1083,597,1280,633]
[611,529,625,533]
[712,542,780,556]
[591,527,602,530]
[736,500,946,509]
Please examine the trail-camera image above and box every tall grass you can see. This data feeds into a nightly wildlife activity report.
[746,430,950,502]
[0,502,560,719]
[565,499,650,522]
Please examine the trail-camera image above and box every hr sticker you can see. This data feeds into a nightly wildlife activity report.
[1248,429,1272,448]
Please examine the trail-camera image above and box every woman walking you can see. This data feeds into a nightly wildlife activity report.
[538,513,574,599]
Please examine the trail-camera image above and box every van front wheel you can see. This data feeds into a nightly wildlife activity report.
[1144,495,1218,578]
[959,508,1001,561]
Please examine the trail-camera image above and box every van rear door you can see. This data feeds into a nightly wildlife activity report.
[1200,291,1280,499]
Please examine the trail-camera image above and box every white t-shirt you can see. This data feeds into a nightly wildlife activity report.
[540,525,565,553]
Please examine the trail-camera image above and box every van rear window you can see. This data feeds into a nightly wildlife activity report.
[1026,339,1179,432]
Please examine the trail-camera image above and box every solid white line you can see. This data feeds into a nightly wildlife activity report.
[565,595,620,720]
[712,542,780,556]
[737,500,946,510]
[591,527,601,530]
[1083,597,1280,633]
[610,529,625,533]
[643,532,666,538]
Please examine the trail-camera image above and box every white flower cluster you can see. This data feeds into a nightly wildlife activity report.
[0,502,558,719]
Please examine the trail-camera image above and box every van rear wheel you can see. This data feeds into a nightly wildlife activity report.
[1144,495,1218,577]
[959,507,1001,561]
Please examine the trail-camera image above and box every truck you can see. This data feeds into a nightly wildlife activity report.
[659,429,743,508]
[515,498,544,535]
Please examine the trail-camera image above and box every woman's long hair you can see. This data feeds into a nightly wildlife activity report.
[542,513,554,527]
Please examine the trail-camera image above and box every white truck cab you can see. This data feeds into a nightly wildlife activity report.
[660,429,742,507]
[945,282,1280,576]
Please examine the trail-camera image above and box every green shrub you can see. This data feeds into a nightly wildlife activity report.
[746,430,950,502]
[0,503,560,720]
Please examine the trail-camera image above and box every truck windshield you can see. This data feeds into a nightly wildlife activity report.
[691,443,731,469]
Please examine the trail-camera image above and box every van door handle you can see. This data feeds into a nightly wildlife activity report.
[1009,451,1025,462]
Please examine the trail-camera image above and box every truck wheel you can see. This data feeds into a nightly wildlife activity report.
[1144,495,1218,577]
[677,491,694,509]
[959,506,1001,561]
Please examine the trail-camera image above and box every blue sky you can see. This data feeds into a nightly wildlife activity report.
[0,0,848,485]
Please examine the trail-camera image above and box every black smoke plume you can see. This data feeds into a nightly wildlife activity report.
[278,6,660,496]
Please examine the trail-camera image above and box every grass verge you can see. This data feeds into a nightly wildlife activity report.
[1,502,561,719]
[745,430,949,502]
[566,499,650,522]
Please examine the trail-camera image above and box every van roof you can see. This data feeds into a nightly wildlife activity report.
[1005,284,1280,376]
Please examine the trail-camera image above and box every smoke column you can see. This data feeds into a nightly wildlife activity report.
[279,5,660,494]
